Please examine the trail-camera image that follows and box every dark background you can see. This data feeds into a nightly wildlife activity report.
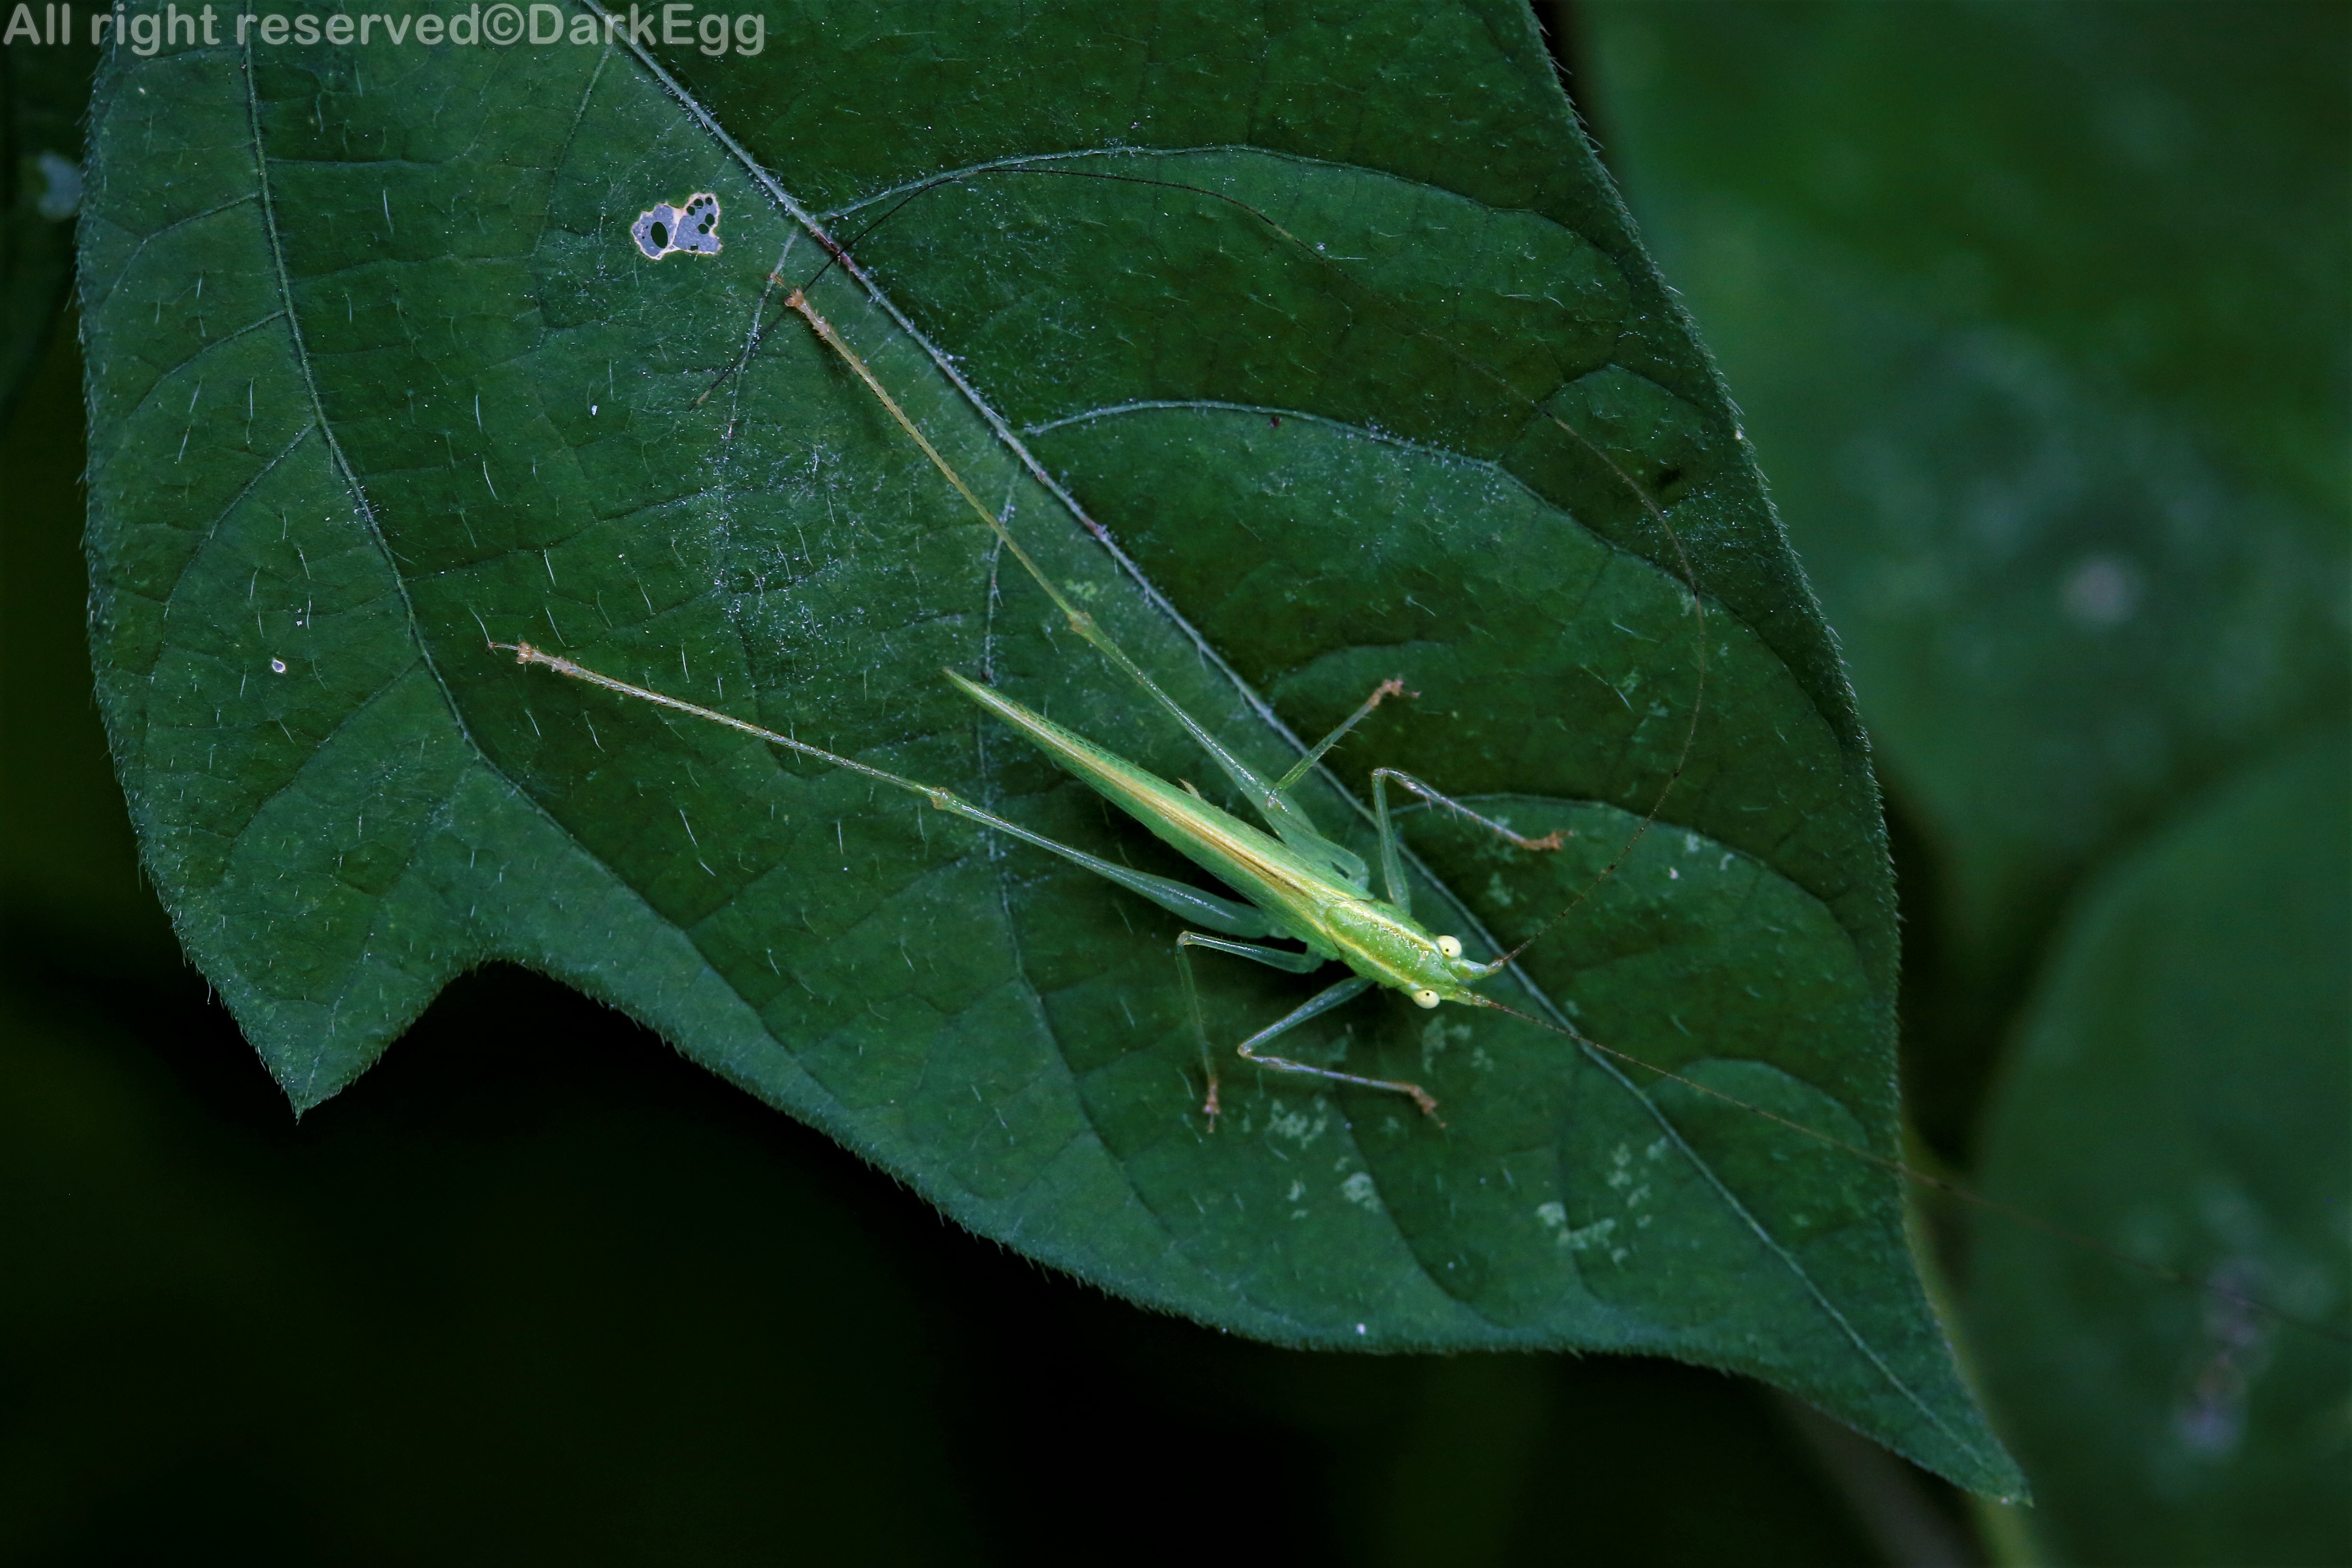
[3,4,2342,1563]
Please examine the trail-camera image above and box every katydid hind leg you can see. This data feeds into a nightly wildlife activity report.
[499,643,1280,942]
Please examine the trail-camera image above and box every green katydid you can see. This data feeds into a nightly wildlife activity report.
[507,280,1592,1126]
[503,162,1730,1130]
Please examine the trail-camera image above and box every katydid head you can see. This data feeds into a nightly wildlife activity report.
[1323,903,1488,1006]
[1409,935,1497,1008]
[1410,935,1474,1006]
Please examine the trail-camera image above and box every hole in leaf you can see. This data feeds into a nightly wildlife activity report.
[633,193,722,261]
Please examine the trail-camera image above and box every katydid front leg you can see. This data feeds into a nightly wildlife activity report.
[1369,767,1569,918]
[1271,678,1414,802]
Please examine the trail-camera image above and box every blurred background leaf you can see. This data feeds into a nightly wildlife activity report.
[1582,1,2349,1563]
[1972,735,2348,1567]
[1581,0,2349,1152]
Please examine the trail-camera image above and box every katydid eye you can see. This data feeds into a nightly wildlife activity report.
[1436,935,1462,959]
[1413,989,1441,1009]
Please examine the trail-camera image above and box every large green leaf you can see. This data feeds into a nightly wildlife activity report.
[1969,734,2350,1564]
[78,0,2018,1491]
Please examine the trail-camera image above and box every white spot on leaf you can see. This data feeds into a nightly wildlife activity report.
[1264,1104,1331,1147]
[1562,1217,1617,1252]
